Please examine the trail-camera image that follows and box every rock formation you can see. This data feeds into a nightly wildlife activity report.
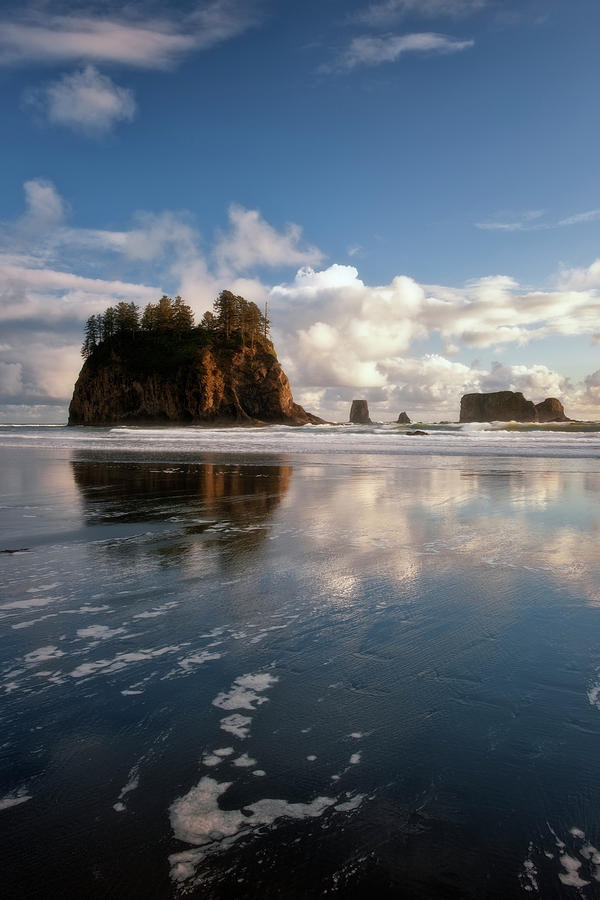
[534,397,569,422]
[397,411,411,424]
[459,391,569,423]
[349,399,372,424]
[69,337,323,426]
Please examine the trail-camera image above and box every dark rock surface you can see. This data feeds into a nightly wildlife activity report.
[69,338,323,426]
[349,400,372,424]
[534,397,569,422]
[459,391,569,423]
[397,411,411,424]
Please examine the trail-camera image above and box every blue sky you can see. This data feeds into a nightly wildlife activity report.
[1,0,599,421]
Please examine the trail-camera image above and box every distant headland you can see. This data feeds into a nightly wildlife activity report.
[68,292,323,426]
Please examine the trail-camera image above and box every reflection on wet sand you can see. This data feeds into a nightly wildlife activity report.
[71,455,292,565]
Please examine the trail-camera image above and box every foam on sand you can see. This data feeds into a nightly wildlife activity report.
[202,747,234,767]
[212,672,279,711]
[113,764,140,813]
[232,753,256,767]
[0,787,32,812]
[219,714,252,739]
[169,776,340,883]
[24,646,64,664]
[77,625,126,640]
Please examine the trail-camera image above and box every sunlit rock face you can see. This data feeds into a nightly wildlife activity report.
[459,391,569,423]
[69,340,322,427]
[535,397,570,422]
[349,400,371,424]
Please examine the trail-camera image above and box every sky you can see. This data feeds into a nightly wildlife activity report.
[1,0,599,423]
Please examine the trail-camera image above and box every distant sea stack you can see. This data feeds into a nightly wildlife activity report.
[397,411,411,424]
[349,400,372,424]
[69,292,323,427]
[459,391,569,423]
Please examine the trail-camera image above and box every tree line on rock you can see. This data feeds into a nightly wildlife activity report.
[81,291,270,357]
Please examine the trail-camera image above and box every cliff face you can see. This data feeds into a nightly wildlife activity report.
[68,339,322,426]
[459,391,569,423]
[349,399,372,424]
[534,397,569,422]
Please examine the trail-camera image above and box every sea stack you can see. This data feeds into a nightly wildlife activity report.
[397,411,411,424]
[459,391,569,423]
[349,399,372,424]
[534,398,570,422]
[69,292,324,427]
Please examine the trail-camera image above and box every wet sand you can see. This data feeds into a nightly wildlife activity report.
[1,442,600,898]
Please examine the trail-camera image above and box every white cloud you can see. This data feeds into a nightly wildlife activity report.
[26,66,136,135]
[557,258,600,291]
[583,369,600,407]
[214,205,324,274]
[0,256,159,326]
[0,361,24,399]
[331,32,474,71]
[0,2,259,69]
[479,361,570,399]
[356,0,486,26]
[17,178,66,236]
[476,208,600,232]
[62,211,200,262]
[557,209,600,227]
[2,179,600,422]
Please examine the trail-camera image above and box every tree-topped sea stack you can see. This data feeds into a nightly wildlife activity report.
[69,291,323,426]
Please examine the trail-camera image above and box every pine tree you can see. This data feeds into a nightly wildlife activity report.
[115,301,140,335]
[141,302,157,331]
[213,290,237,339]
[101,307,116,341]
[200,310,218,332]
[156,295,175,331]
[172,295,194,333]
[81,315,99,357]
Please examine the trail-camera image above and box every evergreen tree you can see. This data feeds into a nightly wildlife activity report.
[172,295,194,332]
[245,302,263,348]
[200,310,218,332]
[141,302,157,331]
[156,295,175,331]
[101,307,116,341]
[213,290,237,339]
[115,301,140,335]
[81,314,99,357]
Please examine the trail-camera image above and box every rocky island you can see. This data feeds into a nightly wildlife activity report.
[69,292,322,426]
[459,391,570,423]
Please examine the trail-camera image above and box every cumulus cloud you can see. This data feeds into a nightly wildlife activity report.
[0,2,260,69]
[0,256,159,327]
[61,210,200,262]
[268,263,600,419]
[214,205,324,274]
[17,178,66,236]
[2,178,600,422]
[330,32,474,71]
[0,361,24,400]
[355,0,486,26]
[25,66,136,135]
[557,257,600,291]
[583,369,600,407]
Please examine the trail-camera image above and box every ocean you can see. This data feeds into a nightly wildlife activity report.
[1,423,600,898]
